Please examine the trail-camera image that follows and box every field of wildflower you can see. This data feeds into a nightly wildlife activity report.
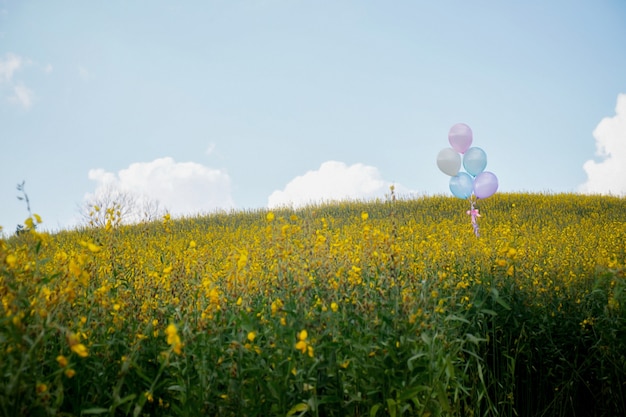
[1,192,625,416]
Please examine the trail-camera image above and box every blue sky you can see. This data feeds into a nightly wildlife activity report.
[1,0,625,232]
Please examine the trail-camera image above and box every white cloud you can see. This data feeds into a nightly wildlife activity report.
[268,160,411,208]
[78,65,93,81]
[205,142,217,156]
[579,93,626,195]
[0,53,36,109]
[0,53,22,82]
[86,157,235,220]
[9,83,34,109]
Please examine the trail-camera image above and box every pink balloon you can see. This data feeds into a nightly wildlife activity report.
[448,123,473,154]
[473,171,498,199]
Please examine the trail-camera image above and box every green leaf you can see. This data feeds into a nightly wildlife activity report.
[445,357,455,380]
[167,384,186,392]
[286,402,309,416]
[114,393,136,406]
[477,362,485,385]
[491,288,511,310]
[369,403,382,417]
[407,352,427,371]
[133,366,154,384]
[397,385,429,402]
[436,386,451,412]
[465,333,487,345]
[387,398,397,417]
[81,407,109,415]
[444,314,470,324]
[495,297,511,310]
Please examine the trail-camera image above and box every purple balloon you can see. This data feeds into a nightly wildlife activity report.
[448,123,473,154]
[473,171,498,199]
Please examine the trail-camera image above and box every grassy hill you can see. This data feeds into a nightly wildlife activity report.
[1,193,625,416]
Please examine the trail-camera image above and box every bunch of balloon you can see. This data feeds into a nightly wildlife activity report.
[436,123,498,237]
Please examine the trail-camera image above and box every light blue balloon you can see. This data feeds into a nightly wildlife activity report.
[449,172,473,199]
[463,147,487,176]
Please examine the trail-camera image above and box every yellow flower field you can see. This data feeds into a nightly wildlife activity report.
[1,193,625,416]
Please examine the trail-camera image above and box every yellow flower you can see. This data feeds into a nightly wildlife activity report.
[36,383,47,394]
[295,340,307,353]
[456,281,469,290]
[361,211,369,221]
[237,250,248,270]
[87,242,101,253]
[298,329,308,341]
[5,254,17,268]
[247,331,256,342]
[330,302,338,312]
[266,212,275,222]
[68,332,89,358]
[65,369,76,378]
[71,343,89,358]
[24,217,35,229]
[166,324,178,343]
[166,323,183,355]
[56,355,68,368]
[295,330,312,355]
[271,298,283,315]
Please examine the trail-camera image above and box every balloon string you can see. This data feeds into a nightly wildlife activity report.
[467,198,480,237]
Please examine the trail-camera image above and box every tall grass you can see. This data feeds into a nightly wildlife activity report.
[1,193,624,416]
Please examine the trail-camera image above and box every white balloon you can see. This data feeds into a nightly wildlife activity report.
[436,148,461,176]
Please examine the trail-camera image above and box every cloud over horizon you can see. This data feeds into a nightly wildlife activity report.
[268,161,412,209]
[579,93,626,195]
[86,157,235,220]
